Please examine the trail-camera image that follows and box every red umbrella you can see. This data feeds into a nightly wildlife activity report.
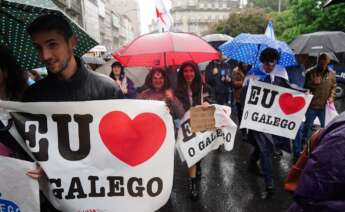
[113,32,220,67]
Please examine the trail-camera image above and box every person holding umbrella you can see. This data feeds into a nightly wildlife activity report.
[175,61,214,201]
[245,48,305,199]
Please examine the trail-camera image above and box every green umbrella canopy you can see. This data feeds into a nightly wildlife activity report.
[0,0,98,70]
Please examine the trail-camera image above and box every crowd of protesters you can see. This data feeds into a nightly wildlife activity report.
[0,13,344,212]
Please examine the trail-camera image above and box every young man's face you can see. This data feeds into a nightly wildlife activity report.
[31,31,76,74]
[262,61,276,73]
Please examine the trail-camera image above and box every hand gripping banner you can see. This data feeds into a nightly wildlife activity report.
[0,100,175,212]
[240,80,313,139]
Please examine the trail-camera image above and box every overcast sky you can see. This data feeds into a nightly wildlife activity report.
[138,0,155,34]
[138,0,172,34]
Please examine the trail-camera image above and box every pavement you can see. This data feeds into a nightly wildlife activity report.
[158,110,295,212]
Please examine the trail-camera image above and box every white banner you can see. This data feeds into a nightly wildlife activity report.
[0,100,175,212]
[176,105,237,167]
[0,156,40,212]
[240,80,313,139]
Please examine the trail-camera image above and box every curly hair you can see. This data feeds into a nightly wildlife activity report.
[259,47,280,63]
[0,45,27,100]
[145,68,170,91]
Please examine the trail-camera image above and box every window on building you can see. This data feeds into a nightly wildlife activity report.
[222,3,227,8]
[112,13,120,28]
[97,0,105,18]
[200,3,204,8]
[188,0,195,6]
[215,2,219,8]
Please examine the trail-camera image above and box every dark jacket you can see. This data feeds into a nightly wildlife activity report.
[125,77,136,99]
[205,60,232,95]
[0,121,31,160]
[175,84,214,111]
[23,57,123,102]
[288,112,345,212]
[231,67,245,103]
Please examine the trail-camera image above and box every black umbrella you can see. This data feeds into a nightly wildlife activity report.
[202,34,233,50]
[323,0,345,7]
[290,31,345,54]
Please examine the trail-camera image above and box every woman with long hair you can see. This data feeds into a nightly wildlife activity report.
[109,61,136,98]
[0,45,28,158]
[139,68,184,120]
[175,61,213,201]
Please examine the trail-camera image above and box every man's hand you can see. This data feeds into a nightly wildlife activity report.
[26,164,43,180]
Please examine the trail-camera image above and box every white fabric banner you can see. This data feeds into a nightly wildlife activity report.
[0,100,175,212]
[176,105,237,167]
[240,80,313,139]
[0,156,40,212]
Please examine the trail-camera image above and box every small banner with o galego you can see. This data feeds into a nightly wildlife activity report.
[240,80,313,139]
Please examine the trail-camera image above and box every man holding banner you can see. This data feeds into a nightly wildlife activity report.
[241,48,311,199]
[22,14,122,211]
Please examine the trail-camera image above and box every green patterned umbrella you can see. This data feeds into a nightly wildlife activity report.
[0,0,98,70]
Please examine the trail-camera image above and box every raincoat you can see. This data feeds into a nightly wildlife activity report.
[288,112,345,212]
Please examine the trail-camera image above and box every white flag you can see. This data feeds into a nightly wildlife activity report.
[155,0,173,32]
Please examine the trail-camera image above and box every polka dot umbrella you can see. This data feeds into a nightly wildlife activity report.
[219,33,296,67]
[0,0,98,70]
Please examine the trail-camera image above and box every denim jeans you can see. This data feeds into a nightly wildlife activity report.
[293,123,304,158]
[302,107,325,142]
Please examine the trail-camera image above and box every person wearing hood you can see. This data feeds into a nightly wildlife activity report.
[288,112,345,212]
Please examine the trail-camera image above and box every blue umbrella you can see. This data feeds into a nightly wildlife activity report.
[219,33,296,67]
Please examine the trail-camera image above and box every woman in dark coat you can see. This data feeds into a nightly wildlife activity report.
[0,45,29,158]
[175,61,213,201]
[109,61,136,98]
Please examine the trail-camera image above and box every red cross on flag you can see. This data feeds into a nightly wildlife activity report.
[154,0,173,32]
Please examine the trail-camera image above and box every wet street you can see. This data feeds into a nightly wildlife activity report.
[159,112,294,212]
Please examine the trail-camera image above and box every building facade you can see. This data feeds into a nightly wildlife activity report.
[52,0,83,26]
[53,0,140,53]
[170,0,243,36]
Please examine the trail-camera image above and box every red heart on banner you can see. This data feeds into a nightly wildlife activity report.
[99,111,166,166]
[279,93,306,115]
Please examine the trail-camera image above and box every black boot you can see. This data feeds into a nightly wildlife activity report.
[188,177,199,201]
[261,185,274,200]
[196,162,202,180]
[247,159,262,176]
